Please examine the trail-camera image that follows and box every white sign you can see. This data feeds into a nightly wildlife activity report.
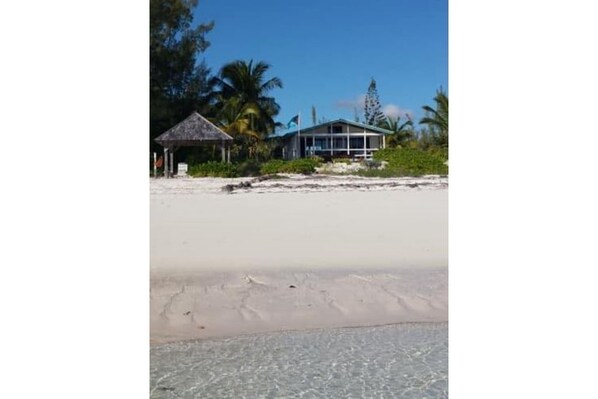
[177,163,188,175]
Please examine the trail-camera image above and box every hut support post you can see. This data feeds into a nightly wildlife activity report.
[153,152,157,178]
[227,145,231,163]
[169,148,174,177]
[163,147,169,178]
[221,141,225,162]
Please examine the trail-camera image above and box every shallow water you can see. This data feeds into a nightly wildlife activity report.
[150,323,448,398]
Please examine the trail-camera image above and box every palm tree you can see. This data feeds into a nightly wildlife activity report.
[216,97,260,139]
[378,115,414,147]
[419,88,448,147]
[213,98,263,160]
[215,60,283,138]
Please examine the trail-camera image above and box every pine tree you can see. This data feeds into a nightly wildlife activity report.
[363,78,385,126]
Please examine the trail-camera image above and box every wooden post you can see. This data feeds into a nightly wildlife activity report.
[164,147,169,178]
[363,131,367,159]
[382,134,386,149]
[153,152,157,178]
[347,126,350,155]
[169,148,174,177]
[221,141,225,162]
[227,145,231,163]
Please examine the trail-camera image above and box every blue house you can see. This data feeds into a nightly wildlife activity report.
[273,119,392,160]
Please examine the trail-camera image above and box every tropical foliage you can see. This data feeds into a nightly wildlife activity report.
[215,97,260,139]
[184,157,324,178]
[419,88,448,148]
[214,60,282,135]
[213,60,283,160]
[260,158,323,175]
[188,161,238,177]
[368,147,448,176]
[378,115,414,147]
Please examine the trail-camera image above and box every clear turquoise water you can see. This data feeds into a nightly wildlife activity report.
[150,323,448,398]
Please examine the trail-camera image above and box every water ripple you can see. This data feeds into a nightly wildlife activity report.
[151,323,448,398]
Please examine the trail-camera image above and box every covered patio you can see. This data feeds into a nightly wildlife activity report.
[154,112,233,177]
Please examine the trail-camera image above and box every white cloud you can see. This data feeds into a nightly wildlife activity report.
[336,98,413,121]
[383,104,413,120]
[335,94,366,110]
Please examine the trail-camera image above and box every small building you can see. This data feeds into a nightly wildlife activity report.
[154,112,233,177]
[273,119,393,160]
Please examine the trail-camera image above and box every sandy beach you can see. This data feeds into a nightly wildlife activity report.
[150,175,448,344]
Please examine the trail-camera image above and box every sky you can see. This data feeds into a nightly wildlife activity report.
[194,0,447,128]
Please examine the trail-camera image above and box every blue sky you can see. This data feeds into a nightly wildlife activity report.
[194,0,447,128]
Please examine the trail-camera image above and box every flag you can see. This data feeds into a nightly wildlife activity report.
[287,114,299,128]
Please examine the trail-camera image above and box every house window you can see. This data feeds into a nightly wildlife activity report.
[350,137,364,149]
[333,137,345,149]
[315,138,327,149]
[327,125,343,134]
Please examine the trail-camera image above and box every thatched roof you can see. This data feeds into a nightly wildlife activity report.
[155,112,233,147]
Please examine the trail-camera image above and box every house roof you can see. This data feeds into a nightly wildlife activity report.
[270,118,394,139]
[154,112,233,147]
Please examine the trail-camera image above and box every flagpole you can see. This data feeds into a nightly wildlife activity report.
[298,112,301,158]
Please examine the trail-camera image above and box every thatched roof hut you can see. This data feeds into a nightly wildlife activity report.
[154,112,233,177]
[155,112,233,147]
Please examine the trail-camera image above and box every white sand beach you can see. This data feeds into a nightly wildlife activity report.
[150,175,448,344]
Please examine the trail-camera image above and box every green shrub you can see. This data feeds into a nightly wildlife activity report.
[260,160,286,175]
[332,157,352,164]
[427,146,449,161]
[260,157,323,175]
[188,161,239,178]
[284,158,323,174]
[372,148,448,176]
